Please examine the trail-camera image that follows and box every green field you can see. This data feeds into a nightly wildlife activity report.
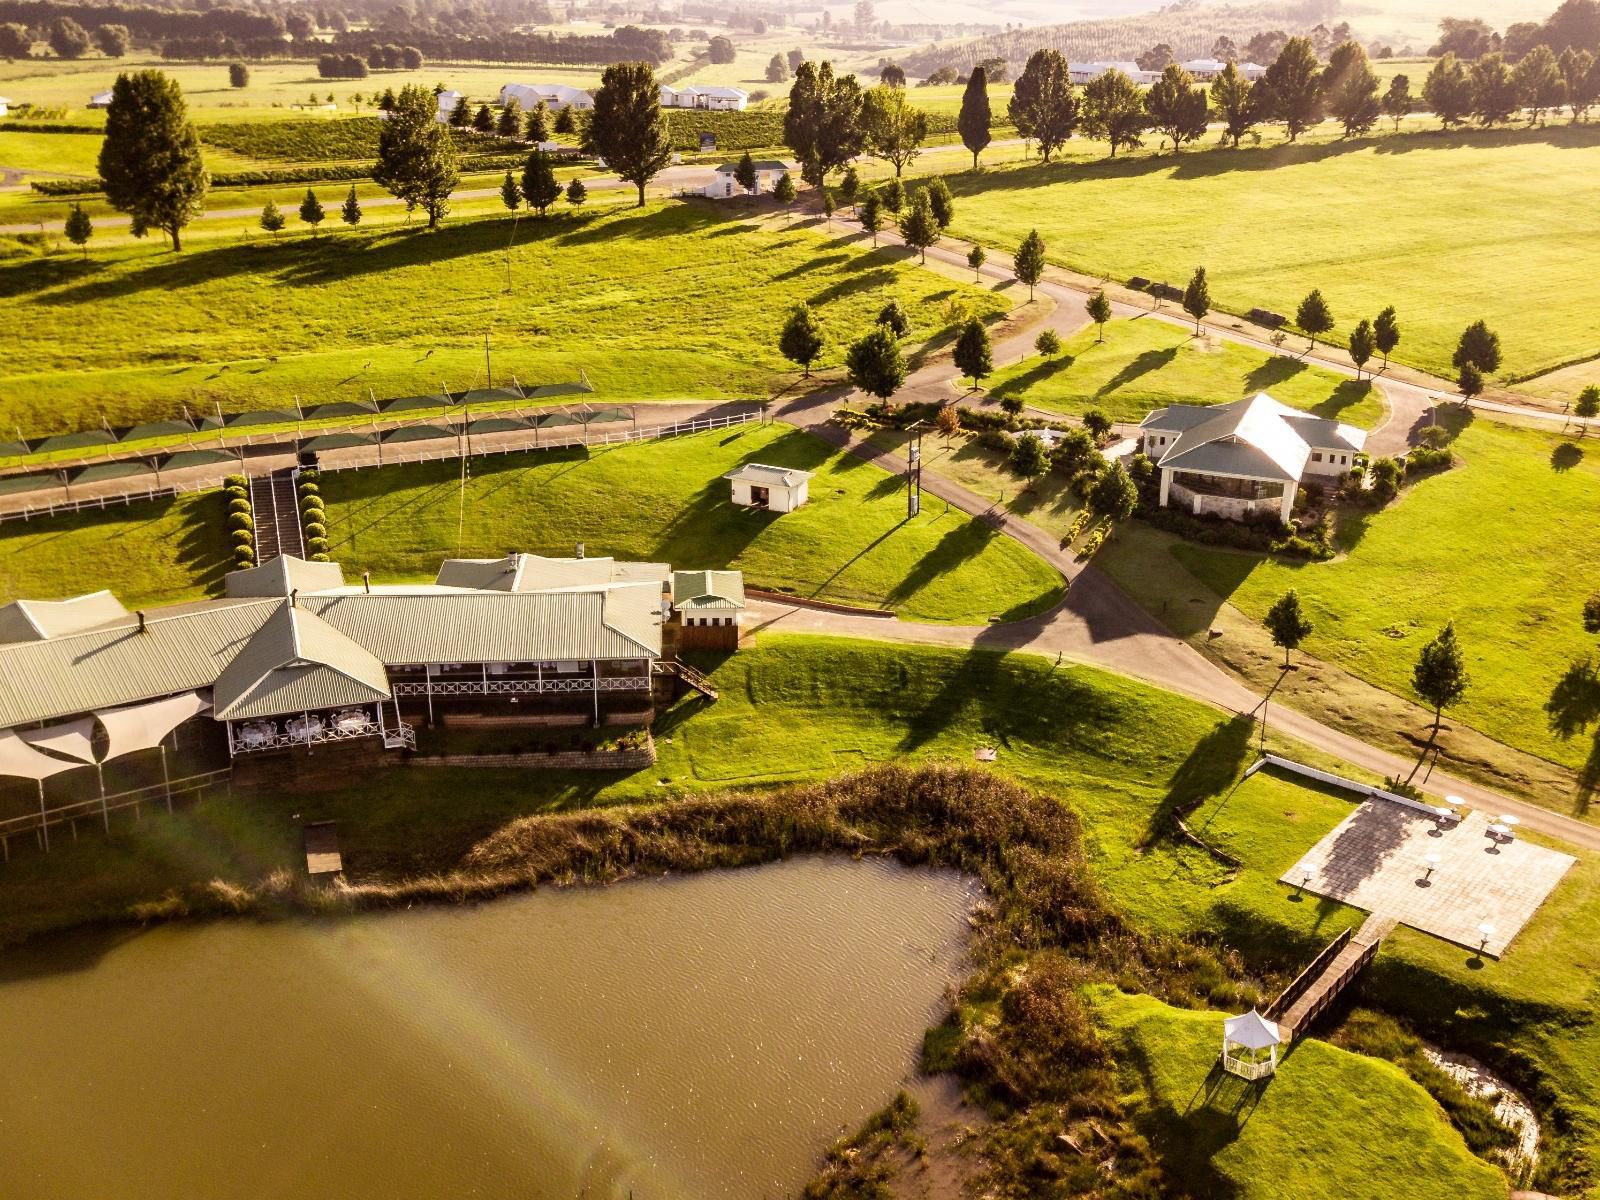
[988,315,1386,426]
[1094,989,1507,1200]
[941,122,1600,382]
[320,422,1062,622]
[1138,418,1600,775]
[0,201,1003,434]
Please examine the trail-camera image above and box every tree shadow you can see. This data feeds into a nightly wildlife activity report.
[1096,347,1176,398]
[1244,355,1306,394]
[1551,442,1584,472]
[1311,379,1373,421]
[1119,1040,1247,1199]
[1140,715,1255,847]
[1545,658,1600,815]
[882,517,1002,609]
[989,353,1075,406]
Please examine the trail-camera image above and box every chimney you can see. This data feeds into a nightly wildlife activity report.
[290,588,298,609]
[575,542,585,560]
[362,572,371,594]
[136,610,147,634]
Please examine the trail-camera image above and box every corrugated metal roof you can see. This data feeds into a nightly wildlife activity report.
[436,554,670,593]
[217,664,390,721]
[1156,394,1311,483]
[0,591,131,643]
[724,463,814,486]
[213,604,391,720]
[225,555,347,598]
[673,569,745,610]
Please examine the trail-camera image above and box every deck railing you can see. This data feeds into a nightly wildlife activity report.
[0,768,232,855]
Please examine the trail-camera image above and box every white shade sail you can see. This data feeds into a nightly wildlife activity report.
[96,691,211,761]
[1224,1010,1283,1050]
[17,716,97,764]
[0,730,91,781]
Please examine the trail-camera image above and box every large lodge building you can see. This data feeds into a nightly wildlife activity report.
[0,552,745,804]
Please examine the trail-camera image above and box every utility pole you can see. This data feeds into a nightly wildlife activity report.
[905,420,924,518]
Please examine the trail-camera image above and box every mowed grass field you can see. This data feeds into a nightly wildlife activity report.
[321,423,1064,622]
[942,122,1600,381]
[1154,418,1600,772]
[0,201,1003,434]
[988,316,1386,426]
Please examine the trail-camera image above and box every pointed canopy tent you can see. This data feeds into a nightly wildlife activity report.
[0,729,93,781]
[34,429,117,455]
[72,461,149,485]
[1222,1010,1283,1080]
[121,419,199,443]
[304,400,380,422]
[0,473,53,496]
[301,431,378,453]
[534,411,586,429]
[161,449,239,473]
[379,394,452,414]
[0,439,30,459]
[223,409,303,428]
[95,692,213,760]
[585,407,632,425]
[467,416,533,436]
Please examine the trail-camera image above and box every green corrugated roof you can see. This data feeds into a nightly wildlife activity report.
[213,604,391,720]
[673,569,745,610]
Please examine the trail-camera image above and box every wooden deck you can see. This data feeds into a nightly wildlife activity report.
[303,821,343,876]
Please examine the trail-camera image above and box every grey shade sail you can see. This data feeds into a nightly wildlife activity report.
[161,449,239,472]
[73,461,149,484]
[0,440,30,458]
[223,408,302,428]
[466,416,531,435]
[0,473,54,496]
[535,411,585,428]
[121,419,197,443]
[379,394,451,414]
[304,401,380,421]
[586,407,632,424]
[34,429,117,454]
[449,387,523,405]
[380,424,455,444]
[525,381,593,398]
[301,432,377,452]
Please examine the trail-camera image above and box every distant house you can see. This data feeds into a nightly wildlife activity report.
[661,84,748,111]
[0,97,11,118]
[1178,57,1266,81]
[706,158,788,198]
[724,463,813,512]
[498,81,594,111]
[1139,393,1365,524]
[88,90,114,109]
[434,89,462,123]
[1067,62,1158,86]
[671,569,745,650]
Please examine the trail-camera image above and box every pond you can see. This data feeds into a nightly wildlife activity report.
[0,857,980,1200]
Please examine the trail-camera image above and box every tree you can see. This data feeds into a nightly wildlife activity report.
[1583,589,1600,631]
[1454,320,1502,373]
[1265,590,1314,667]
[1081,68,1147,156]
[471,102,494,133]
[341,183,362,226]
[877,299,910,337]
[1572,384,1599,434]
[64,203,92,259]
[1560,47,1596,120]
[1423,53,1475,128]
[377,87,396,112]
[519,149,560,215]
[97,71,209,251]
[1257,36,1322,140]
[400,46,423,70]
[1014,229,1046,301]
[879,176,905,215]
[94,23,130,57]
[784,60,865,185]
[1295,288,1334,351]
[0,23,30,57]
[1369,456,1403,503]
[1324,41,1381,136]
[922,177,954,229]
[1011,432,1049,483]
[584,61,671,208]
[1036,329,1061,356]
[858,190,883,245]
[1009,49,1079,161]
[958,65,992,169]
[525,100,550,142]
[553,105,575,135]
[953,317,992,387]
[229,62,250,89]
[1181,266,1210,333]
[1089,461,1138,521]
[1457,360,1484,399]
[899,192,939,261]
[772,170,796,216]
[565,177,587,208]
[373,83,458,229]
[298,188,325,234]
[1137,43,1175,72]
[1086,289,1111,340]
[500,168,521,210]
[1471,53,1518,124]
[1513,44,1565,123]
[820,187,835,226]
[1381,74,1411,130]
[845,327,907,402]
[860,83,928,176]
[1083,409,1114,442]
[839,165,860,209]
[1373,305,1400,367]
[448,95,470,126]
[497,96,521,137]
[49,16,90,58]
[935,402,961,441]
[1410,622,1469,772]
[879,62,905,87]
[708,35,735,64]
[767,53,789,83]
[779,303,825,376]
[788,49,805,72]
[1145,63,1209,151]
[260,199,285,237]
[1348,317,1375,378]
[967,243,986,280]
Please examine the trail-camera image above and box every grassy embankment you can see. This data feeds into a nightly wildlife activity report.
[1099,416,1600,793]
[3,637,1594,1192]
[0,199,1002,433]
[941,122,1600,383]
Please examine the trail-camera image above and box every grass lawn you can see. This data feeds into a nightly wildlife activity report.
[0,200,1003,434]
[940,121,1600,381]
[320,422,1063,623]
[1155,417,1600,775]
[1093,988,1508,1200]
[987,315,1386,427]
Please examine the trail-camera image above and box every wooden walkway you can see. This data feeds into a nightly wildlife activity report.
[655,660,720,701]
[1267,913,1396,1040]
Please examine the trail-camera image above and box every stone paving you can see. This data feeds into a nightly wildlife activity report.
[1281,801,1577,958]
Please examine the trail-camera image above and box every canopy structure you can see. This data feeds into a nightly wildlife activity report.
[122,419,198,443]
[586,407,632,425]
[0,730,89,781]
[73,461,147,484]
[96,692,212,761]
[381,424,455,444]
[301,431,377,453]
[467,416,531,436]
[1222,1010,1283,1080]
[18,716,98,764]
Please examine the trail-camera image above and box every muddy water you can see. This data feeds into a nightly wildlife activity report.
[0,857,979,1200]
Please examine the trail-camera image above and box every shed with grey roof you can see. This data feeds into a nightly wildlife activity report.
[724,463,814,512]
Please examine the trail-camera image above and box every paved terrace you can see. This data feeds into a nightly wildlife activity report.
[1282,802,1576,958]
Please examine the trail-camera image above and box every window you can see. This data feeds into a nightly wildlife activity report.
[1311,452,1323,463]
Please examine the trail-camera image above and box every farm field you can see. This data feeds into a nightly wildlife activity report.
[986,316,1386,426]
[318,423,1064,622]
[1132,418,1600,774]
[0,200,1004,434]
[940,122,1600,382]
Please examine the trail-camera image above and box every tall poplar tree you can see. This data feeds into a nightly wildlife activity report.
[957,64,992,169]
[1257,36,1323,140]
[374,83,459,229]
[97,70,209,251]
[583,61,672,207]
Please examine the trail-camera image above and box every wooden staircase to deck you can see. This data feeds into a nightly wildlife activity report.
[247,468,305,562]
[654,660,720,701]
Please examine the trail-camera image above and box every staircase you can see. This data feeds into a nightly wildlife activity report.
[247,468,305,562]
[1267,914,1394,1040]
[654,660,720,701]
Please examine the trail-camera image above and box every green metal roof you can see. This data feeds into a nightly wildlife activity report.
[213,603,391,720]
[672,569,745,610]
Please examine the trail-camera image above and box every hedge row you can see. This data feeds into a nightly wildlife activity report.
[31,150,541,196]
[197,116,524,162]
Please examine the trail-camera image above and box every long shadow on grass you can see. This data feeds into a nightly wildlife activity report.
[881,518,1001,611]
[1096,347,1176,398]
[1243,355,1307,394]
[1310,379,1373,422]
[989,354,1074,408]
[1118,1040,1247,1198]
[1545,658,1600,815]
[1141,715,1255,848]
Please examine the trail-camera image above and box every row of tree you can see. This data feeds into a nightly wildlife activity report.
[1423,44,1599,126]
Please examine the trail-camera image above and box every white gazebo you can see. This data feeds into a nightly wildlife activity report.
[1221,1010,1283,1080]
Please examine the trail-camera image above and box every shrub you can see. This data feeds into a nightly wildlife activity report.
[299,494,325,514]
[231,529,253,546]
[227,497,252,515]
[1404,446,1453,473]
[1368,456,1404,505]
[225,483,248,498]
[303,521,327,539]
[298,480,320,496]
[223,474,247,489]
[978,429,1016,454]
[310,552,331,562]
[233,547,255,567]
[228,512,254,532]
[306,536,330,554]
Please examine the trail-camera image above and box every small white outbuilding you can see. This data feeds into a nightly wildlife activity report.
[724,463,814,513]
[1221,1010,1283,1080]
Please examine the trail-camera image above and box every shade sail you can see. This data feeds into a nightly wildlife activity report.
[122,419,196,443]
[0,730,88,781]
[96,691,212,761]
[466,417,530,435]
[380,394,450,414]
[301,432,377,452]
[525,382,593,399]
[586,407,632,424]
[0,440,29,459]
[224,408,301,428]
[381,424,455,444]
[161,449,238,472]
[0,473,53,497]
[1223,1010,1282,1049]
[304,401,379,421]
[18,716,98,764]
[535,412,585,428]
[448,387,523,405]
[73,461,149,485]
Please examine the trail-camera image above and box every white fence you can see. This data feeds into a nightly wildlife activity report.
[0,473,237,524]
[1246,753,1447,817]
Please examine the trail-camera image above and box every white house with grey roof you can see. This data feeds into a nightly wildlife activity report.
[725,463,813,512]
[662,84,748,110]
[707,158,789,198]
[1139,393,1365,524]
